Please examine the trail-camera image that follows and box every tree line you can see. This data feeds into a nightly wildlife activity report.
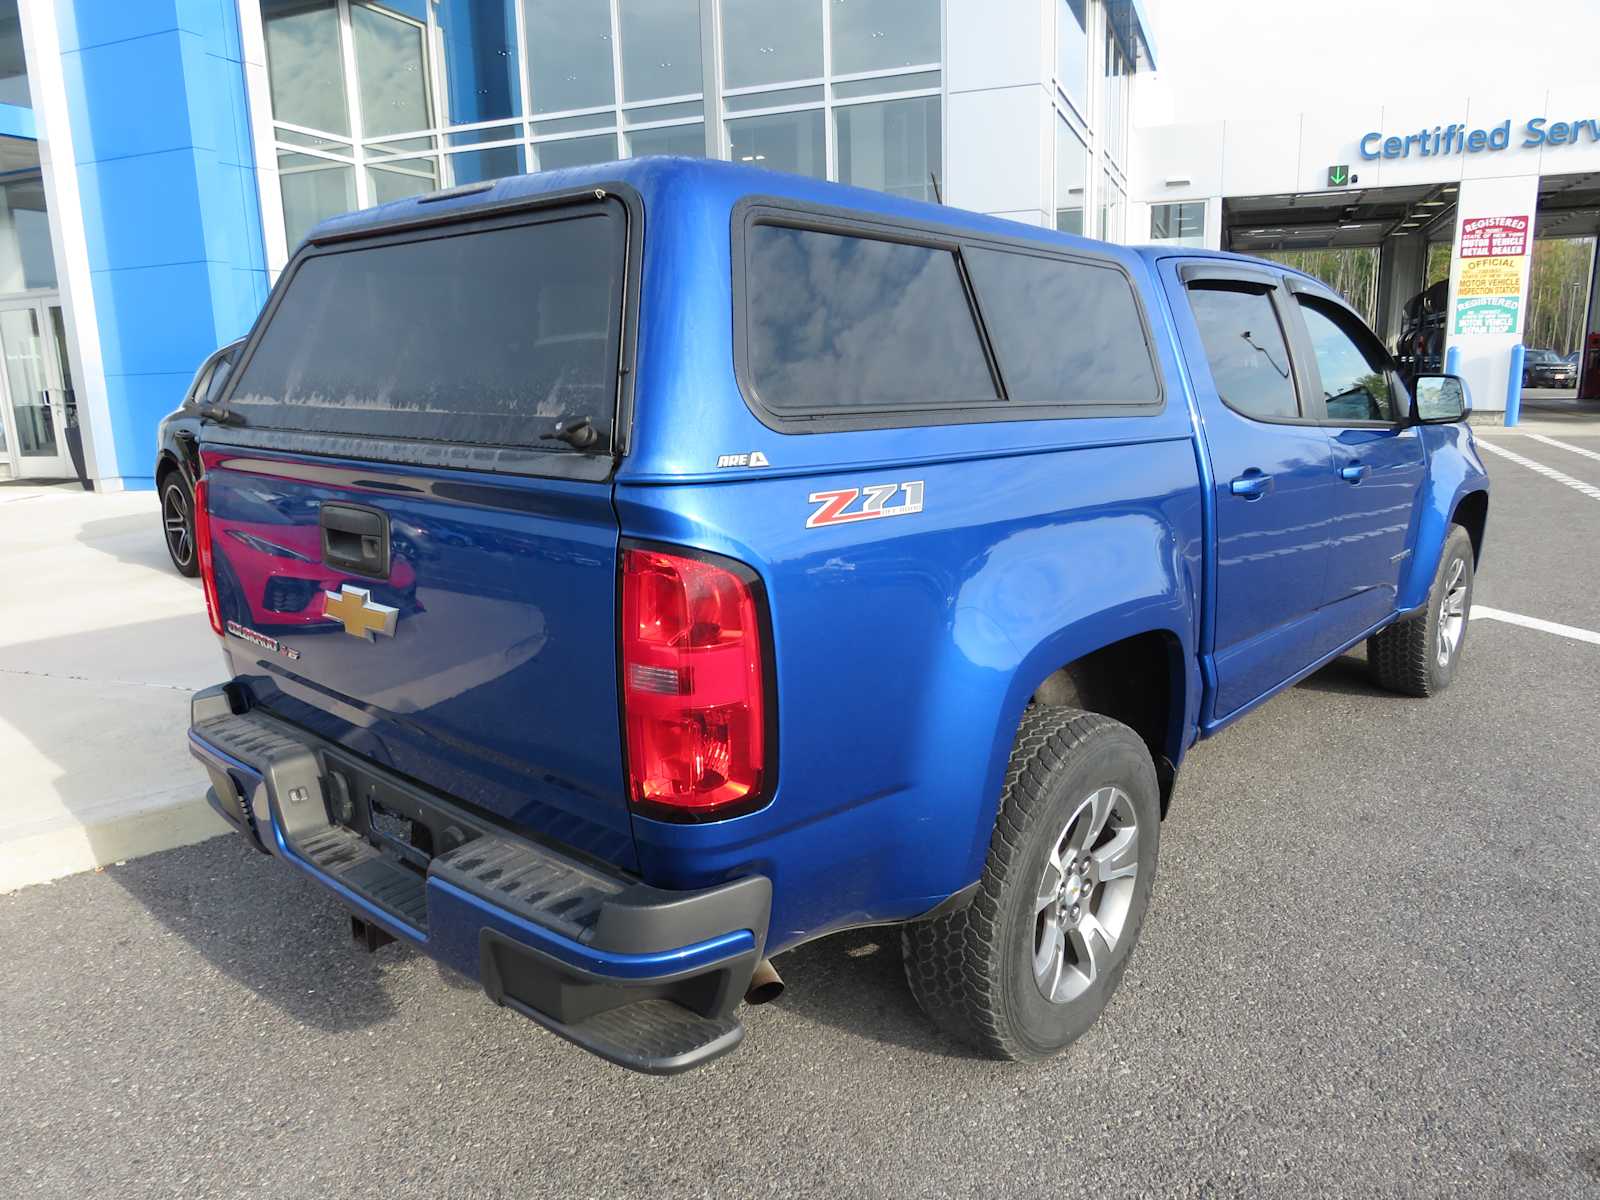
[1261,237,1594,354]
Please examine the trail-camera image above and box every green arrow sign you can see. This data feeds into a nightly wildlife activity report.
[1327,164,1350,187]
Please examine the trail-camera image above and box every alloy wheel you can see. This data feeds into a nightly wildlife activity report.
[1437,557,1467,666]
[163,483,193,568]
[1032,785,1141,1005]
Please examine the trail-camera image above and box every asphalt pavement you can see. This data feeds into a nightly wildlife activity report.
[3,428,1598,1199]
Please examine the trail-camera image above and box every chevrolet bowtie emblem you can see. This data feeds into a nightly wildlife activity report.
[323,584,398,641]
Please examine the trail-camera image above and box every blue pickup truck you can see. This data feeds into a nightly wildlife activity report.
[186,158,1488,1074]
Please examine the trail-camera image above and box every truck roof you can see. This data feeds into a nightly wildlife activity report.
[300,156,1255,277]
[309,155,1309,285]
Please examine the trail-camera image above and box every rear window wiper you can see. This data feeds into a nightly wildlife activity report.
[546,415,601,451]
[197,402,247,427]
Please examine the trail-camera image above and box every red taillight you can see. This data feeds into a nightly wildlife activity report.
[194,478,223,636]
[620,545,770,821]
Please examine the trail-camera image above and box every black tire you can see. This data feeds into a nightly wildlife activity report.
[902,706,1160,1060]
[1367,524,1475,697]
[160,474,200,578]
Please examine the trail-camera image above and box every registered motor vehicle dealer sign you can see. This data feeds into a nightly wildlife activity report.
[1454,214,1531,335]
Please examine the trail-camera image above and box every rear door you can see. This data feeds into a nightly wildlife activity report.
[1163,261,1337,721]
[203,194,640,869]
[1283,283,1427,642]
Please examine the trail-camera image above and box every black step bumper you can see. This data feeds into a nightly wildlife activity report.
[187,685,770,1074]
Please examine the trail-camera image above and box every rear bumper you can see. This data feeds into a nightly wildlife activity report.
[187,684,770,1074]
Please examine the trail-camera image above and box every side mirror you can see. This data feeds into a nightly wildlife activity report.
[1412,373,1470,423]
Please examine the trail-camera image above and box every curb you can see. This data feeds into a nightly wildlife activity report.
[0,794,230,894]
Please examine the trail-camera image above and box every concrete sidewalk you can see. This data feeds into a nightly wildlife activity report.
[1495,389,1600,434]
[0,482,226,892]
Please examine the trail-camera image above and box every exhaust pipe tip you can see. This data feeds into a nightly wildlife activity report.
[744,957,784,1005]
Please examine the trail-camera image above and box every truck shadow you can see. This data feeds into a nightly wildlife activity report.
[101,836,405,1033]
[77,511,194,577]
[1293,652,1386,697]
[768,928,983,1060]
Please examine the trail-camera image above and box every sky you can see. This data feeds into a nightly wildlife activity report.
[1135,0,1600,126]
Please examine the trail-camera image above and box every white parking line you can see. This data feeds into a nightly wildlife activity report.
[1476,439,1600,501]
[1527,432,1600,465]
[1471,605,1600,647]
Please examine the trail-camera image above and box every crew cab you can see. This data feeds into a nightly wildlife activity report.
[186,158,1488,1074]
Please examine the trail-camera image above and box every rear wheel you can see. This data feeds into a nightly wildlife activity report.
[1367,524,1474,697]
[901,706,1160,1060]
[161,473,199,578]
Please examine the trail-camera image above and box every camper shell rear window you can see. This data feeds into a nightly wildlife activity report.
[225,199,628,463]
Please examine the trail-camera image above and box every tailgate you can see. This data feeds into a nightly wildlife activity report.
[201,191,638,869]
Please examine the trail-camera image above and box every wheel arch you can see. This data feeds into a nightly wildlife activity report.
[1397,435,1490,612]
[1450,487,1488,564]
[155,448,185,490]
[980,616,1197,848]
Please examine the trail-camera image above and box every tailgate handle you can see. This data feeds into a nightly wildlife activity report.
[320,503,390,578]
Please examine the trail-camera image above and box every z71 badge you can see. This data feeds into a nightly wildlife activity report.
[806,480,924,529]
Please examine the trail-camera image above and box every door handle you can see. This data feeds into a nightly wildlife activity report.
[320,502,391,578]
[1229,471,1274,499]
[1340,463,1371,484]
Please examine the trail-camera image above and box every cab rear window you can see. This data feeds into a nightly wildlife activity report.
[227,208,624,451]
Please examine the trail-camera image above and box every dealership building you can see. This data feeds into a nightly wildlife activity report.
[0,0,1596,487]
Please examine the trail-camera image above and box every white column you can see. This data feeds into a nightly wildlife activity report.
[239,0,290,278]
[1442,175,1540,420]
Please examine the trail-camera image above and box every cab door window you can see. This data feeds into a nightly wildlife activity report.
[1296,296,1402,423]
[1186,283,1300,421]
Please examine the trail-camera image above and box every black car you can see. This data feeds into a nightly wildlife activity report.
[1523,347,1577,389]
[155,338,244,576]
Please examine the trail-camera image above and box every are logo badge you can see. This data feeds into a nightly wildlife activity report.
[716,450,771,469]
[323,584,399,641]
[806,480,924,529]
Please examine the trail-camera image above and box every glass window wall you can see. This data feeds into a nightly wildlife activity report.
[1101,21,1130,168]
[1150,202,1206,246]
[255,0,945,249]
[721,0,822,89]
[0,0,29,109]
[1055,119,1087,235]
[618,0,703,102]
[534,134,620,171]
[830,0,940,75]
[262,0,349,135]
[525,0,615,114]
[1054,0,1087,115]
[0,167,55,292]
[727,110,825,178]
[835,96,940,203]
[1097,168,1125,242]
[350,2,430,137]
[434,0,521,124]
[628,122,706,158]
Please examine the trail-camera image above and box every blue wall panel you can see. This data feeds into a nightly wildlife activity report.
[59,0,266,488]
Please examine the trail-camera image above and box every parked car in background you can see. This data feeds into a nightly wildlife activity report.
[185,158,1489,1076]
[1523,347,1577,389]
[155,339,244,576]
